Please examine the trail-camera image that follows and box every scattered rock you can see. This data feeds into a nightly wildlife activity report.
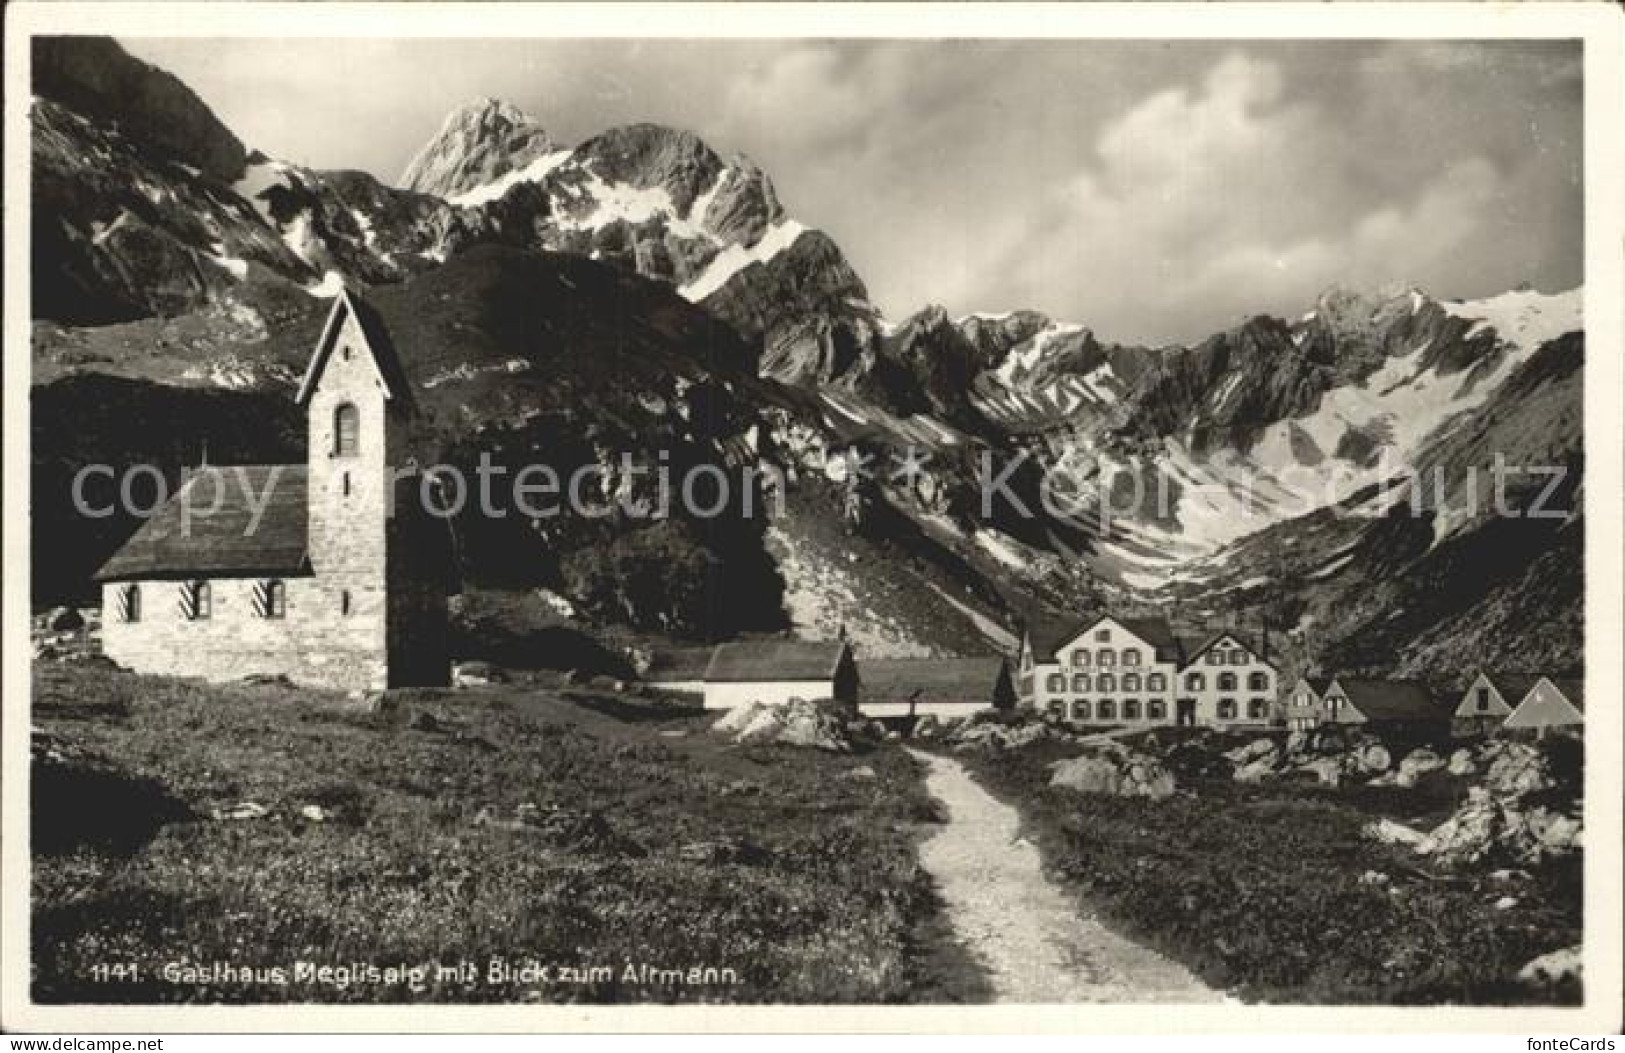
[1517,945,1582,988]
[46,606,85,632]
[1447,747,1477,776]
[1358,870,1390,886]
[1356,743,1392,774]
[453,661,506,688]
[1233,754,1279,784]
[714,699,851,752]
[1224,737,1277,766]
[842,765,878,782]
[1416,788,1582,866]
[1364,818,1427,847]
[1482,743,1554,796]
[214,802,270,821]
[1395,747,1446,787]
[300,805,327,822]
[1493,896,1518,910]
[1049,750,1175,800]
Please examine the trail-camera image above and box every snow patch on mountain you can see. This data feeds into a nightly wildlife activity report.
[448,148,573,207]
[1444,287,1581,353]
[680,220,808,301]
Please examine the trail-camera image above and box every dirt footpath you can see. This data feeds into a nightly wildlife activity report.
[909,748,1223,1004]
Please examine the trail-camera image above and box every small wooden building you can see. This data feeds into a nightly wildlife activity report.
[1451,672,1537,737]
[1320,678,1448,737]
[1503,677,1584,738]
[1285,677,1331,731]
[701,640,859,711]
[858,656,1016,720]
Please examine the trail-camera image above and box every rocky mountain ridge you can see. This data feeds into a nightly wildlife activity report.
[28,37,1586,680]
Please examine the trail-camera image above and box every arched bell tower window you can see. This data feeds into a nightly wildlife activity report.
[334,403,360,457]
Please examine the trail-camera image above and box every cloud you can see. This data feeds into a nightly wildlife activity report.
[965,50,1567,344]
[118,38,1581,345]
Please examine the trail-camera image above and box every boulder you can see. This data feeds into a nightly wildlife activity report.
[716,699,850,752]
[1298,756,1347,787]
[1395,747,1445,787]
[913,714,942,739]
[46,606,85,632]
[1049,750,1175,800]
[1354,742,1392,774]
[1364,817,1427,847]
[1447,748,1477,776]
[1416,788,1582,866]
[1517,946,1582,988]
[1225,737,1277,766]
[1233,755,1279,784]
[842,765,878,782]
[1483,743,1553,796]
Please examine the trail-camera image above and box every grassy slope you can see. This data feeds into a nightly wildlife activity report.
[32,664,988,1004]
[948,738,1582,1005]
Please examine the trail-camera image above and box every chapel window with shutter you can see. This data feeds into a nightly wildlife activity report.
[254,579,287,619]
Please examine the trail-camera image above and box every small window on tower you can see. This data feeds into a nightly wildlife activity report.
[340,590,352,616]
[342,472,351,497]
[118,584,141,623]
[334,403,360,457]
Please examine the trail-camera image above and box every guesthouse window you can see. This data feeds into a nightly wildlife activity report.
[334,403,360,457]
[1097,673,1116,693]
[1123,650,1141,667]
[1217,699,1238,720]
[1122,673,1141,692]
[1047,700,1065,718]
[1207,651,1222,665]
[1147,672,1167,691]
[1046,673,1066,693]
[117,584,141,623]
[1097,700,1116,720]
[1249,671,1270,691]
[1095,628,1111,642]
[180,580,210,621]
[1247,699,1268,720]
[1098,649,1116,667]
[1218,672,1238,691]
[1073,673,1090,693]
[1186,672,1205,691]
[1123,700,1141,720]
[1147,700,1167,721]
[1072,700,1090,722]
[254,579,287,619]
[1072,650,1090,666]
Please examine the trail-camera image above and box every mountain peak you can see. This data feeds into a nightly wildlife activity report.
[399,97,557,199]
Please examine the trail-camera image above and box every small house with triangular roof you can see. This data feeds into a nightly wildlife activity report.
[1451,672,1539,737]
[1503,677,1584,738]
[96,289,456,692]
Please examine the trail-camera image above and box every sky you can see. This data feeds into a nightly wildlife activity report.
[122,37,1583,346]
